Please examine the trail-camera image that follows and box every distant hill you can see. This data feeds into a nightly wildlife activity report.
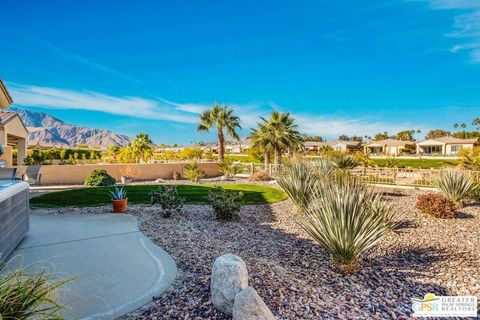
[13,108,132,148]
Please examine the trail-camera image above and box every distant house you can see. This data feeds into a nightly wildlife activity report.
[364,139,415,156]
[416,136,477,156]
[303,141,328,154]
[329,140,362,153]
[0,80,28,166]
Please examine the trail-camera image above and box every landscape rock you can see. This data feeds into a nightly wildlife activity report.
[211,253,248,314]
[233,287,275,320]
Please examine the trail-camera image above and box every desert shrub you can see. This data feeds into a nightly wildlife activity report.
[84,169,116,186]
[300,177,398,273]
[178,147,203,160]
[416,193,457,218]
[183,161,206,182]
[330,154,360,169]
[0,263,70,319]
[275,158,334,211]
[207,186,243,220]
[150,186,186,217]
[249,170,272,181]
[433,170,475,206]
[219,159,240,179]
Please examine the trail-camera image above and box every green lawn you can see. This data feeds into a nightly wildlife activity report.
[30,184,287,208]
[370,158,456,168]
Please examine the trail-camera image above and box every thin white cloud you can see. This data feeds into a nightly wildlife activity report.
[9,82,427,140]
[9,83,199,123]
[423,0,480,63]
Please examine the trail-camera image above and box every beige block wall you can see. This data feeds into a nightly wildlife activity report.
[14,162,220,185]
[0,146,13,167]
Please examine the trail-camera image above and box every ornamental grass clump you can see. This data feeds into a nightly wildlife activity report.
[183,161,206,182]
[219,159,240,179]
[149,186,186,218]
[207,186,243,220]
[300,177,398,273]
[416,193,457,219]
[330,154,360,170]
[0,263,70,319]
[433,170,476,207]
[275,158,334,212]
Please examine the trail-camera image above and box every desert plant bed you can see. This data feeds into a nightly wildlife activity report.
[33,188,480,319]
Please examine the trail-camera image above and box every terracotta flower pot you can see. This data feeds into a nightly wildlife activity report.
[112,198,128,213]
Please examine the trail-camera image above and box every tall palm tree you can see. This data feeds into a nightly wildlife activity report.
[472,118,480,132]
[461,123,467,138]
[197,103,241,162]
[131,133,154,163]
[250,124,275,169]
[255,111,302,164]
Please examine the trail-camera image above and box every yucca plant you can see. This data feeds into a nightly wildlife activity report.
[300,177,398,273]
[330,154,360,170]
[218,160,240,179]
[275,158,334,212]
[109,186,127,200]
[433,170,476,207]
[0,263,70,319]
[183,161,206,182]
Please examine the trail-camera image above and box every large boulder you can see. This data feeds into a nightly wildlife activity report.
[211,253,248,314]
[233,287,275,320]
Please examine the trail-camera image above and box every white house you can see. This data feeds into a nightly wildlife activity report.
[364,139,415,156]
[416,136,477,156]
[329,140,362,153]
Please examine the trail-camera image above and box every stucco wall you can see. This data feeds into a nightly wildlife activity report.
[14,162,220,185]
[0,146,13,167]
[445,144,474,155]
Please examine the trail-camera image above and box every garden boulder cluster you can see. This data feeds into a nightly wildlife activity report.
[211,253,274,320]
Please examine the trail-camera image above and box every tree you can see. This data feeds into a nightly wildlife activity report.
[130,133,154,163]
[302,134,324,142]
[250,124,275,168]
[197,103,241,162]
[453,123,459,129]
[252,111,302,164]
[396,130,415,141]
[426,129,450,139]
[338,134,350,141]
[374,132,389,141]
[472,118,480,132]
[415,130,422,142]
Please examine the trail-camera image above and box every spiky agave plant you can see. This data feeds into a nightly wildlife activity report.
[330,154,360,170]
[0,263,70,319]
[433,170,476,207]
[275,158,335,212]
[299,177,398,273]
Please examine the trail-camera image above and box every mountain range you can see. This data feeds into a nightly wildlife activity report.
[12,108,132,148]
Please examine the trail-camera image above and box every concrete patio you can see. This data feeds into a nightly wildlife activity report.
[5,214,177,320]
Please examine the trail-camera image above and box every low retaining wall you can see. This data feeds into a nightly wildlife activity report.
[14,162,220,185]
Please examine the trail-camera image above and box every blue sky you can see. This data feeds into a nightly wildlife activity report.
[1,0,480,144]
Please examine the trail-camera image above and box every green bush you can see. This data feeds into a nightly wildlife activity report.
[299,177,398,273]
[149,186,186,218]
[416,193,457,219]
[84,169,116,186]
[207,187,243,220]
[183,161,206,182]
[0,263,70,319]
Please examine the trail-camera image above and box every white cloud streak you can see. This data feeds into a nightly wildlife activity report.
[424,0,480,62]
[9,82,423,139]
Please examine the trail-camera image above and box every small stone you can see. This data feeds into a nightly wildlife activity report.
[233,287,275,320]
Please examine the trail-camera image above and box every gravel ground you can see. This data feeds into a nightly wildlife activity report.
[33,188,480,319]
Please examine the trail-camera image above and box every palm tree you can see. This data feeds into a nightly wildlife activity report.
[250,123,275,169]
[197,103,241,162]
[472,118,480,132]
[415,129,422,142]
[131,133,154,163]
[255,112,302,164]
[461,123,467,138]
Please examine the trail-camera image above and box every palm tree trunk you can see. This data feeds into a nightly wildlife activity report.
[218,128,225,162]
[274,145,282,164]
[264,150,270,170]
